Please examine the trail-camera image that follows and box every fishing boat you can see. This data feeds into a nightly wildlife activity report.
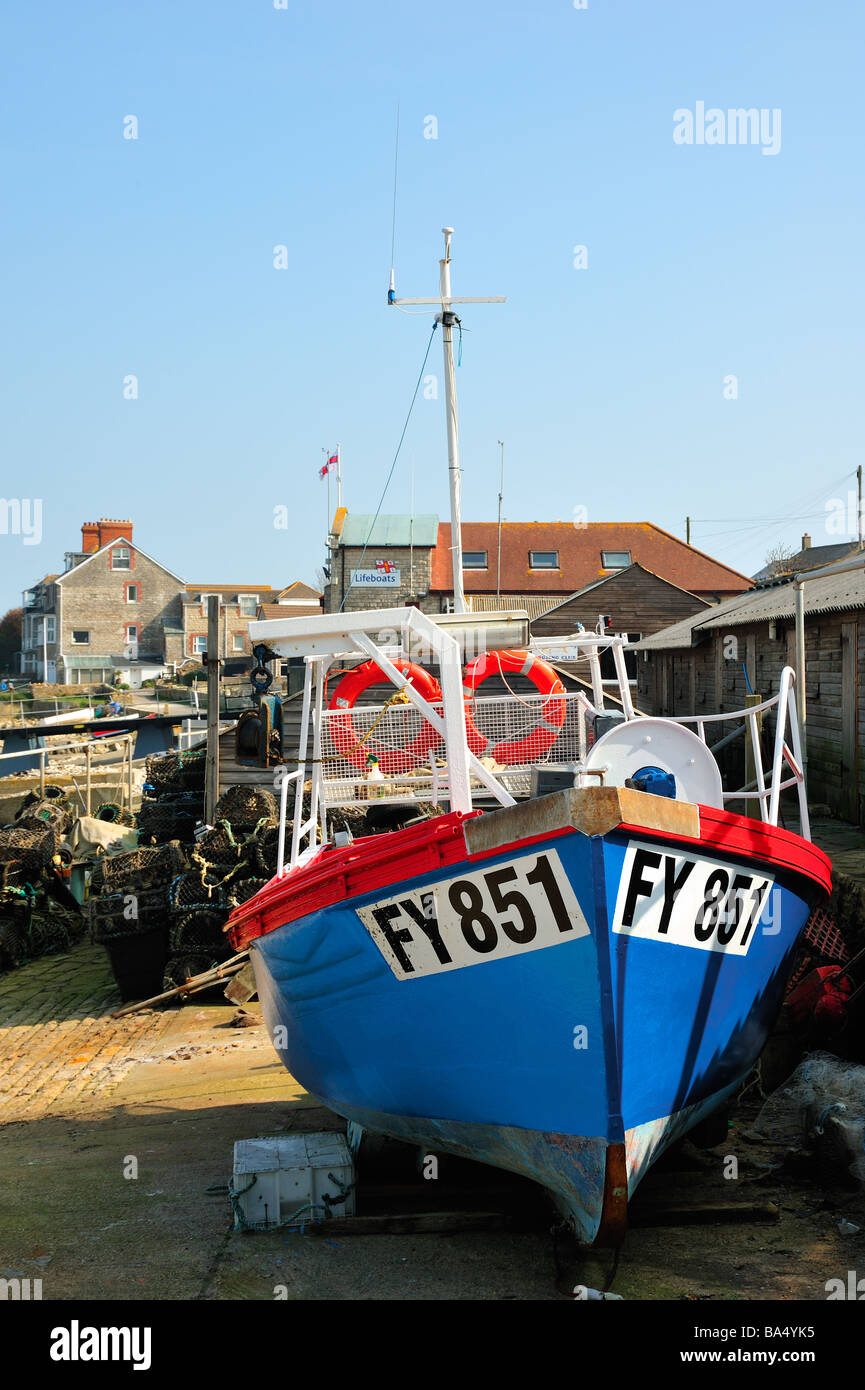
[226,232,831,1243]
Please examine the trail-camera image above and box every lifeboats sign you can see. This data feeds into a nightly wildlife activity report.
[356,850,589,979]
[350,560,401,588]
[612,841,776,956]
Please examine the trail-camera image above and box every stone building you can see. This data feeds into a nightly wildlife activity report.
[21,519,184,687]
[323,512,751,615]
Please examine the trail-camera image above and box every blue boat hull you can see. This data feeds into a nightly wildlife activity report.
[239,790,826,1244]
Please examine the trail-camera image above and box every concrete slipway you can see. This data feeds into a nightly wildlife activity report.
[0,935,863,1302]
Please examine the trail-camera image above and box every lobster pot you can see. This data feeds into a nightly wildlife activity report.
[163,951,222,991]
[99,841,187,895]
[0,825,61,877]
[15,786,69,818]
[0,899,33,969]
[28,904,86,956]
[138,795,202,845]
[88,887,168,943]
[251,825,280,877]
[319,690,587,806]
[169,905,230,955]
[226,876,268,910]
[214,786,278,834]
[16,800,72,835]
[94,802,137,827]
[194,821,245,865]
[0,860,28,893]
[168,871,228,913]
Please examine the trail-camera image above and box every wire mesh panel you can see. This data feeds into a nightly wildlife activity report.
[320,692,589,807]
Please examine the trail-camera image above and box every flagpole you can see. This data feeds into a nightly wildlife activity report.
[336,443,342,510]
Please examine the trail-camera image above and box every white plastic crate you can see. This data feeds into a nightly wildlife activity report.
[231,1133,356,1230]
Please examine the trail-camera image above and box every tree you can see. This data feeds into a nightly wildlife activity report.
[763,542,796,577]
[0,608,22,674]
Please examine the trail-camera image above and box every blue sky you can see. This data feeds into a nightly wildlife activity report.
[1,0,862,609]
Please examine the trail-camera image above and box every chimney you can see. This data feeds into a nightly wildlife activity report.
[81,519,133,551]
[801,532,811,550]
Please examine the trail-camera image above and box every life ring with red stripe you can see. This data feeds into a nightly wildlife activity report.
[328,659,443,774]
[462,649,566,765]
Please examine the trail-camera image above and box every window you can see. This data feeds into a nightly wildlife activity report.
[232,633,245,652]
[72,630,90,645]
[44,616,56,643]
[125,624,139,643]
[600,634,641,683]
[601,550,631,569]
[238,594,258,617]
[462,551,488,570]
[191,635,207,655]
[125,583,139,603]
[111,546,131,570]
[529,550,559,570]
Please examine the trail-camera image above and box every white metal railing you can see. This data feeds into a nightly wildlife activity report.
[0,732,137,814]
[664,665,809,837]
[261,612,811,876]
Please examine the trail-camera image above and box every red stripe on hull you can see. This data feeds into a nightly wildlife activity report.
[226,801,831,951]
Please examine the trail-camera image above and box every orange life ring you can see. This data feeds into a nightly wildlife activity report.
[462,649,566,765]
[328,659,443,774]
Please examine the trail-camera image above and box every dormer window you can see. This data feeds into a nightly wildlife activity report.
[111,546,131,570]
[238,594,258,617]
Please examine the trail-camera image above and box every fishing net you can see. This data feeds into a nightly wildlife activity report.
[754,1051,865,1186]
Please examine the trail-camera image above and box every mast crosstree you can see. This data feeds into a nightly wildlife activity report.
[389,228,505,614]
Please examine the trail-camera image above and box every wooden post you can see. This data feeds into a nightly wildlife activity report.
[85,742,92,815]
[205,595,220,824]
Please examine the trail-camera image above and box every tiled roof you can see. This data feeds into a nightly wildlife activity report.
[277,581,322,602]
[430,522,752,596]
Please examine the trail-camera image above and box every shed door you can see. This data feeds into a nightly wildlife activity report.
[841,620,859,822]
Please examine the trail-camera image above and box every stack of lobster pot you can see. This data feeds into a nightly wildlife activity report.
[87,840,188,1001]
[0,788,85,975]
[137,749,206,845]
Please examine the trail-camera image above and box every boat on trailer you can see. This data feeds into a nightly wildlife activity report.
[226,607,830,1244]
[226,229,831,1242]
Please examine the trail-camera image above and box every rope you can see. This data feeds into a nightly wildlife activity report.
[338,322,438,613]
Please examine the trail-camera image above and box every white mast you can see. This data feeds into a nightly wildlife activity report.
[389,227,505,614]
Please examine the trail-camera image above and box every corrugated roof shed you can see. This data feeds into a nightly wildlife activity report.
[635,567,865,650]
[339,514,440,548]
